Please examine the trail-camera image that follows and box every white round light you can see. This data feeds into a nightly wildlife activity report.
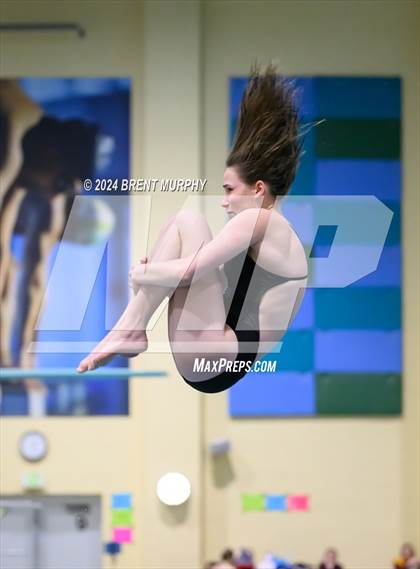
[156,472,191,506]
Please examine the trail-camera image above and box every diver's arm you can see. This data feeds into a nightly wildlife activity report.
[129,254,196,288]
[130,208,271,288]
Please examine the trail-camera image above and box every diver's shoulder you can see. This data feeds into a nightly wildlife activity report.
[233,207,275,224]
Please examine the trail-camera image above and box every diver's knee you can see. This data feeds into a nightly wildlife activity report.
[175,209,207,226]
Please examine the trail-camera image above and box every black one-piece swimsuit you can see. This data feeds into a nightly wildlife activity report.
[182,247,307,394]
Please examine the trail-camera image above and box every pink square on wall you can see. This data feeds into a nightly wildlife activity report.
[113,528,133,543]
[287,494,309,512]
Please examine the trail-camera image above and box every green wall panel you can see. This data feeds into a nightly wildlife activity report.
[316,373,401,415]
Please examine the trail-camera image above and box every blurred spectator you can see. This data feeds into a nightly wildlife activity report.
[319,548,343,569]
[394,543,420,569]
[257,553,280,569]
[204,562,218,569]
[214,548,236,569]
[276,560,293,569]
[236,548,255,569]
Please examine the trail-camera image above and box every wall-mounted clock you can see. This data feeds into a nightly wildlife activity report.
[19,431,48,462]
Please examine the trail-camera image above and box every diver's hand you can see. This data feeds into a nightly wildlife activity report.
[129,256,148,294]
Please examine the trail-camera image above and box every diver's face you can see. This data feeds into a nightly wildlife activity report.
[221,166,262,217]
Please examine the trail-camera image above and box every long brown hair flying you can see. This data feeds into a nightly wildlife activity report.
[226,62,302,197]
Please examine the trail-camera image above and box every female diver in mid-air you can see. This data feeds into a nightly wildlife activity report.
[77,63,308,393]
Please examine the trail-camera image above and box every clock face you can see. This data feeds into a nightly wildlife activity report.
[19,431,48,462]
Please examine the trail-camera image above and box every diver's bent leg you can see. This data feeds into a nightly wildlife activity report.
[77,219,182,371]
[113,208,226,338]
[77,210,213,371]
[167,210,239,382]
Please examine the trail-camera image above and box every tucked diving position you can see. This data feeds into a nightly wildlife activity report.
[77,63,308,393]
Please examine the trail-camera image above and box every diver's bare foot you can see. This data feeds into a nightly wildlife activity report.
[77,330,148,373]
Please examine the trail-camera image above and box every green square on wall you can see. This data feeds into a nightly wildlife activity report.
[241,494,266,512]
[111,509,133,527]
